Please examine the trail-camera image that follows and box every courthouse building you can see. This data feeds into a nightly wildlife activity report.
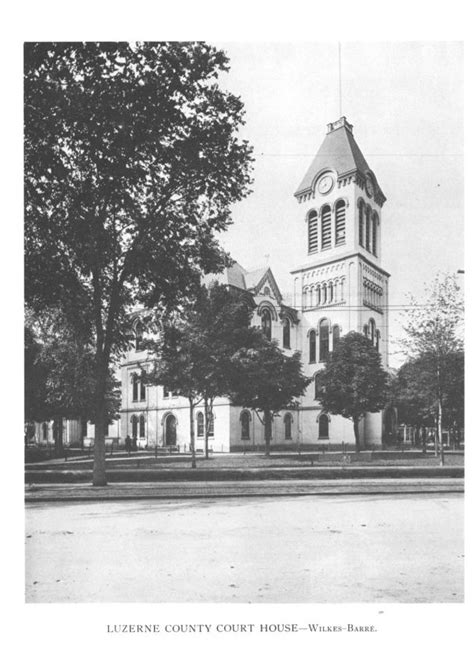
[119,116,392,452]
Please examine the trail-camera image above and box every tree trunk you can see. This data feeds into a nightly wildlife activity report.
[438,399,444,467]
[422,426,427,454]
[264,409,272,456]
[352,417,361,453]
[92,361,108,486]
[54,417,64,456]
[189,398,197,469]
[204,397,209,460]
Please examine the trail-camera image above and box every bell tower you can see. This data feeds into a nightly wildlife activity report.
[290,117,390,447]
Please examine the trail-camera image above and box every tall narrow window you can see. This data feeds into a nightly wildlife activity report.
[322,283,327,305]
[284,413,292,440]
[335,200,346,245]
[328,282,333,303]
[140,379,146,401]
[241,411,250,440]
[42,422,48,441]
[319,319,329,362]
[308,210,318,254]
[365,207,371,252]
[321,205,331,249]
[132,374,138,401]
[134,321,143,351]
[316,285,321,306]
[283,318,291,349]
[372,213,378,256]
[197,412,204,437]
[318,413,329,439]
[369,319,376,344]
[208,413,214,437]
[309,330,316,363]
[333,325,340,350]
[376,330,380,352]
[139,415,145,438]
[131,415,138,439]
[359,201,365,247]
[261,309,272,340]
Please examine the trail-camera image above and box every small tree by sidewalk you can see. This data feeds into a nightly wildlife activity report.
[399,273,464,465]
[317,332,388,452]
[228,337,311,456]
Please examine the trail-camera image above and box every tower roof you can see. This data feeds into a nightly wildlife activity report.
[294,117,385,201]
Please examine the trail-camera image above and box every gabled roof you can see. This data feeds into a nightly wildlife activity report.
[294,117,384,199]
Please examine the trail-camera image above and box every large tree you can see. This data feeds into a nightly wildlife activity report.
[25,307,121,454]
[399,273,464,463]
[228,338,311,456]
[24,42,253,484]
[141,282,255,465]
[317,332,388,451]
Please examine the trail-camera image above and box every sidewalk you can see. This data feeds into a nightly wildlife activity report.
[25,477,464,502]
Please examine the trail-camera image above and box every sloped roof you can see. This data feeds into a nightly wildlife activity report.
[295,117,374,196]
[202,262,247,290]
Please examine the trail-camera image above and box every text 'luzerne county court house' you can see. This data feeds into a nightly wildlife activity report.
[117,116,392,452]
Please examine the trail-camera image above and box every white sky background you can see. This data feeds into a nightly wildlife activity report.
[213,42,464,367]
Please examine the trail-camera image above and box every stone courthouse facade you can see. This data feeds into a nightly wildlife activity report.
[119,116,391,452]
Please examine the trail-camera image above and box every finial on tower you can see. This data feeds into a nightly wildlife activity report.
[327,116,353,134]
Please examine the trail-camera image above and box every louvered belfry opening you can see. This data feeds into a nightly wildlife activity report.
[321,205,331,249]
[308,210,318,253]
[335,200,346,246]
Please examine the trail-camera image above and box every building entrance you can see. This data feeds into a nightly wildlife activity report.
[165,414,177,446]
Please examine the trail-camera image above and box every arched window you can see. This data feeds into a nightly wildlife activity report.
[315,285,320,306]
[365,207,371,252]
[322,283,327,304]
[261,309,272,340]
[197,412,204,437]
[139,415,146,438]
[328,282,333,303]
[308,210,318,254]
[284,413,292,440]
[140,379,146,401]
[241,411,251,440]
[372,212,378,256]
[283,318,291,349]
[333,324,340,350]
[131,415,138,439]
[318,413,329,439]
[363,324,368,337]
[132,374,138,401]
[319,319,329,362]
[335,200,346,246]
[359,200,365,247]
[309,330,316,363]
[134,321,143,351]
[369,319,376,344]
[321,205,332,249]
[42,422,48,441]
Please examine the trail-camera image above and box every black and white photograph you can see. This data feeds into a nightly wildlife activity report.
[7,4,471,660]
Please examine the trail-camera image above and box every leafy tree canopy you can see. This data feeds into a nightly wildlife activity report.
[317,331,388,449]
[24,41,253,483]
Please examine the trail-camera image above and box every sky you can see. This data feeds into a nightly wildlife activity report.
[212,42,464,367]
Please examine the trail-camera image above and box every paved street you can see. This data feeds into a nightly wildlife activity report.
[25,493,463,603]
